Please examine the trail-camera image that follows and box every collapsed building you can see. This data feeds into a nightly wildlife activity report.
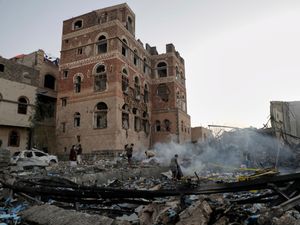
[0,50,59,153]
[270,101,300,148]
[56,3,191,156]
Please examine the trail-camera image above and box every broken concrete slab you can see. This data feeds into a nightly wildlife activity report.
[20,204,130,225]
[176,199,212,225]
[138,200,180,225]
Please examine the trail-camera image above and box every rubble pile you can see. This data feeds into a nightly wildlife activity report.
[1,127,300,224]
[1,163,300,225]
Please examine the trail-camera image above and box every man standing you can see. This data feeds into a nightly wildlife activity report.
[125,143,134,167]
[76,144,83,164]
[170,154,183,180]
[69,145,77,167]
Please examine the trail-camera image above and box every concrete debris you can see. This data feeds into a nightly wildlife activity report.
[1,137,300,225]
[176,199,212,225]
[21,204,130,225]
[138,200,180,225]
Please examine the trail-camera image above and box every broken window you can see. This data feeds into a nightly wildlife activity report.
[126,16,133,33]
[61,122,66,133]
[143,120,150,134]
[142,112,149,134]
[8,130,19,147]
[155,120,161,132]
[94,65,107,92]
[134,77,140,100]
[133,108,141,132]
[157,62,167,78]
[74,112,80,127]
[133,49,138,66]
[176,91,180,107]
[157,83,170,102]
[63,70,68,79]
[61,98,67,107]
[74,20,83,29]
[164,119,171,132]
[180,72,185,84]
[0,64,4,72]
[176,66,179,79]
[74,76,81,93]
[97,35,107,54]
[18,97,28,114]
[144,84,149,103]
[182,94,186,111]
[122,69,129,93]
[94,102,108,129]
[143,58,147,74]
[122,104,129,130]
[44,74,55,90]
[122,39,127,57]
[77,48,83,55]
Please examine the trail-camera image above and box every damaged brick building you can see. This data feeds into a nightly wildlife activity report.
[0,50,59,153]
[56,3,191,154]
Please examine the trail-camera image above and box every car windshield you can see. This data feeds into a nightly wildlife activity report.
[13,151,20,157]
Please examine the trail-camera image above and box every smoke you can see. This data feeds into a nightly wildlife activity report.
[151,128,296,176]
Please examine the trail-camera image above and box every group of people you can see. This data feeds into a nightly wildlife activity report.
[68,142,182,180]
[69,144,83,166]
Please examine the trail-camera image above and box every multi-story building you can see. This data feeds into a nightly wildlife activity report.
[191,126,213,144]
[57,3,191,155]
[0,50,59,153]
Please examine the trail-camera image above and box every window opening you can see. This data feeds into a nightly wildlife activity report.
[18,97,28,114]
[157,62,167,77]
[74,112,80,127]
[157,84,170,102]
[155,120,161,132]
[74,76,81,93]
[94,65,107,92]
[97,35,107,54]
[44,74,55,90]
[94,102,108,129]
[74,20,82,29]
[8,130,19,147]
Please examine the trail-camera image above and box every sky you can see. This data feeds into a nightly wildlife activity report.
[1,0,300,128]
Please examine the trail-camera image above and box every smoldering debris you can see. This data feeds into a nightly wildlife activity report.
[1,128,300,224]
[153,128,298,176]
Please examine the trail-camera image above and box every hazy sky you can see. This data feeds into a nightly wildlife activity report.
[1,0,300,128]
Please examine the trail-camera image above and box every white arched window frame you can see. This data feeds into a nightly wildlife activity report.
[94,102,108,129]
[17,96,29,114]
[73,73,84,93]
[97,35,108,54]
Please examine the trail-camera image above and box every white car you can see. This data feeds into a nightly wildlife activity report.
[11,149,58,165]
